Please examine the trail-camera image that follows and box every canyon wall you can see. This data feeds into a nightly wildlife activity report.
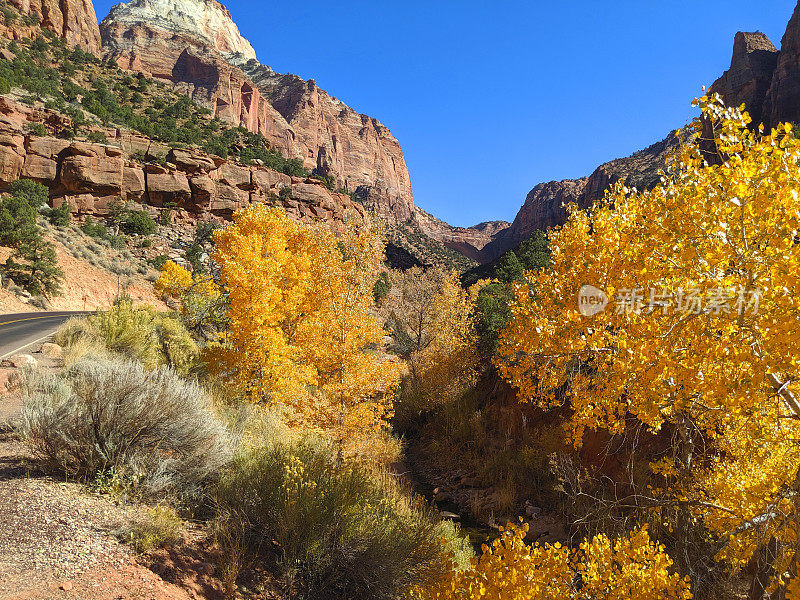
[4,0,101,53]
[100,0,416,226]
[0,96,365,231]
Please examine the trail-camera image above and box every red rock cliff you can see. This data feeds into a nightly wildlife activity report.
[100,0,416,224]
[5,0,101,53]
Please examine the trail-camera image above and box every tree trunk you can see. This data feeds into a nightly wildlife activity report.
[749,537,780,600]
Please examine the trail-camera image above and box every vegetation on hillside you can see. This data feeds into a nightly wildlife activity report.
[0,179,63,297]
[0,29,308,176]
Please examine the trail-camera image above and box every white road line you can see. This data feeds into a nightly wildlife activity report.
[0,331,58,361]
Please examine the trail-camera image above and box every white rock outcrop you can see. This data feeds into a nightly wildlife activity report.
[102,0,256,61]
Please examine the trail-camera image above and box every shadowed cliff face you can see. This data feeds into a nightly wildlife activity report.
[764,2,800,126]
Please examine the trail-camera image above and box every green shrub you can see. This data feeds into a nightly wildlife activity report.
[27,123,46,136]
[20,358,231,500]
[215,439,470,600]
[80,217,108,239]
[147,254,170,270]
[86,130,108,144]
[7,178,49,209]
[47,203,71,227]
[0,179,63,296]
[0,77,10,94]
[373,271,391,303]
[55,302,200,375]
[121,210,156,235]
[108,234,127,250]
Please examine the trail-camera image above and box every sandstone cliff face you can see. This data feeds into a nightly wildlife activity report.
[413,208,509,262]
[0,96,365,232]
[764,3,800,126]
[5,0,101,53]
[100,0,416,225]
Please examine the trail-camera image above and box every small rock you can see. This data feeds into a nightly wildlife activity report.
[59,581,73,591]
[40,342,63,358]
[2,354,38,368]
[525,501,543,518]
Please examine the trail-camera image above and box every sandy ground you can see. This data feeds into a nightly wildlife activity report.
[0,346,222,600]
[0,235,166,315]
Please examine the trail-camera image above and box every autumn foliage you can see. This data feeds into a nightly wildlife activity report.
[210,205,401,460]
[421,521,691,600]
[494,95,800,593]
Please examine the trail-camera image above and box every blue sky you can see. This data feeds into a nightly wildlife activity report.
[92,1,798,227]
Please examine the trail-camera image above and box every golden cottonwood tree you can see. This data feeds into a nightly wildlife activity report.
[154,260,226,339]
[211,205,400,458]
[495,96,800,594]
[387,266,477,406]
[420,521,691,600]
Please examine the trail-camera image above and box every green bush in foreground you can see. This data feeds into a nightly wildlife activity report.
[55,301,199,375]
[20,358,231,500]
[214,439,471,600]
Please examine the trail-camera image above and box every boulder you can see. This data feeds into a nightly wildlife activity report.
[0,132,25,185]
[215,162,251,189]
[168,148,215,174]
[25,136,70,159]
[21,154,57,183]
[122,167,146,201]
[188,174,215,206]
[147,171,191,206]
[2,354,38,369]
[39,342,64,358]
[60,145,124,194]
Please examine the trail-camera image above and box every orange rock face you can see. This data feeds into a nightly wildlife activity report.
[100,0,416,225]
[0,97,366,233]
[6,0,101,53]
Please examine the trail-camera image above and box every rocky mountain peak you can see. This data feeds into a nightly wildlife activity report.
[732,31,777,59]
[102,0,257,61]
[710,31,778,126]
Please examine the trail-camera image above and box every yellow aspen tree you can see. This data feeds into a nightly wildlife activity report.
[494,95,800,593]
[388,266,477,406]
[420,521,691,600]
[211,205,400,459]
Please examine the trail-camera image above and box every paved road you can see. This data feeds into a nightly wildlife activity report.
[0,312,88,359]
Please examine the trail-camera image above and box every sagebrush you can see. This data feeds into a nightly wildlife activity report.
[20,358,231,500]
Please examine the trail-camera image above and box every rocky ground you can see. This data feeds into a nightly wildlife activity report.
[0,344,228,600]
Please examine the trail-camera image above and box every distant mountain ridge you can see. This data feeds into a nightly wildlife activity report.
[487,2,800,263]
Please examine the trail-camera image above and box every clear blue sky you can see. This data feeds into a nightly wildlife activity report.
[92,1,798,227]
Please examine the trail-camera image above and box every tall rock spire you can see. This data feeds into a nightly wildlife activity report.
[763,1,800,126]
